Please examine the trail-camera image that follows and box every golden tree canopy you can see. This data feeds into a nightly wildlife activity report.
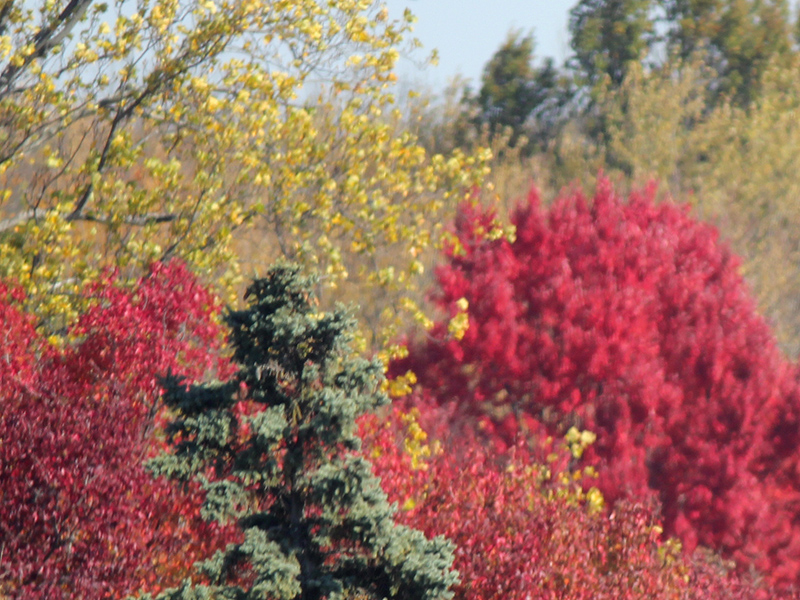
[0,0,489,337]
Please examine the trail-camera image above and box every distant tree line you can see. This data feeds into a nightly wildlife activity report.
[460,0,797,153]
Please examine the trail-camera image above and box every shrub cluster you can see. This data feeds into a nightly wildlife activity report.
[361,407,768,600]
[0,263,233,597]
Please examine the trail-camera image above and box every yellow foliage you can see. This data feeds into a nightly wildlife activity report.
[447,311,469,341]
[400,408,432,471]
[384,369,417,399]
[537,429,605,515]
[0,0,488,341]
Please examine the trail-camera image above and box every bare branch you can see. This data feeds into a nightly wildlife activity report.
[0,208,38,233]
[0,208,179,233]
[78,212,179,226]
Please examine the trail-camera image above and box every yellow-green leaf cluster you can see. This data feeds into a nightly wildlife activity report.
[0,0,488,340]
[236,92,489,350]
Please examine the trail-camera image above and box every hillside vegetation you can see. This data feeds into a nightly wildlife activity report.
[4,0,800,598]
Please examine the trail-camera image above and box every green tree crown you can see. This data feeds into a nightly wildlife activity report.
[469,30,571,152]
[569,0,654,90]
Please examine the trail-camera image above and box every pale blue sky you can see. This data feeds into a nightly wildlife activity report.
[383,0,577,91]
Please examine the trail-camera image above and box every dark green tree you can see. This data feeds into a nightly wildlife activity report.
[569,0,655,90]
[470,30,572,150]
[136,265,457,600]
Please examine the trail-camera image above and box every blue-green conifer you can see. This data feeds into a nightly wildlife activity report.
[136,265,456,600]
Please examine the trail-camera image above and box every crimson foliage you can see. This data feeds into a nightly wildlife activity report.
[0,262,232,598]
[394,179,800,588]
[362,407,767,600]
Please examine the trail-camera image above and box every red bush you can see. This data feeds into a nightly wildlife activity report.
[0,262,233,598]
[394,179,800,588]
[362,407,769,600]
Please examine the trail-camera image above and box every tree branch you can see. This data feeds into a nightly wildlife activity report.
[0,208,38,232]
[0,208,179,233]
[77,212,179,226]
[0,0,94,94]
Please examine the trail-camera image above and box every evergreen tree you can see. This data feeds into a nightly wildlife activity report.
[136,264,457,600]
[471,30,571,151]
[569,0,655,90]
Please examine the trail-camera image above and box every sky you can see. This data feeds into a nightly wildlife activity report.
[383,0,577,92]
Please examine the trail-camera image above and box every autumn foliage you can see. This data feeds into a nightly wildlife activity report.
[8,179,800,598]
[393,179,800,589]
[0,262,233,598]
[361,407,766,600]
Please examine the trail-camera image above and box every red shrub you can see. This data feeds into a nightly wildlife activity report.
[393,179,800,588]
[362,407,769,600]
[0,262,233,599]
